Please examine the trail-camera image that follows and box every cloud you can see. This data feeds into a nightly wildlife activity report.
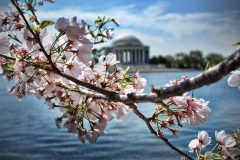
[36,1,240,56]
[36,8,98,21]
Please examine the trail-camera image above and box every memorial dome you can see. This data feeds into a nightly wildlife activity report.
[112,34,143,47]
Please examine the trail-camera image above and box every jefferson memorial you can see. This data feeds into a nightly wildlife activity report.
[100,34,149,64]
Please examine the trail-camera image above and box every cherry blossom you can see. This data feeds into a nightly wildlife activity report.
[86,129,107,143]
[85,101,101,121]
[99,53,120,67]
[170,96,211,126]
[66,17,88,41]
[114,102,131,121]
[55,17,69,32]
[105,28,114,39]
[0,32,10,55]
[197,130,211,147]
[227,70,240,87]
[215,130,236,148]
[77,43,93,65]
[188,139,201,152]
[215,130,240,159]
[222,146,240,160]
[63,55,85,77]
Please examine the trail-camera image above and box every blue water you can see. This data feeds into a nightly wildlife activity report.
[0,71,239,160]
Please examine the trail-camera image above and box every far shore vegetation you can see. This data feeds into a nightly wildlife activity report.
[149,50,225,70]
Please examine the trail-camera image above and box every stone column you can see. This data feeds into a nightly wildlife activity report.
[120,49,124,63]
[142,49,145,63]
[135,49,140,64]
[131,49,134,64]
[115,50,118,61]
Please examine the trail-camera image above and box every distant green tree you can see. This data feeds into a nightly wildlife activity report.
[149,55,168,65]
[157,55,167,64]
[149,56,158,64]
[205,53,225,65]
[165,55,175,68]
[174,52,189,68]
[189,50,204,69]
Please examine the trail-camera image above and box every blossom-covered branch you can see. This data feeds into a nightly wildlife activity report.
[0,1,240,159]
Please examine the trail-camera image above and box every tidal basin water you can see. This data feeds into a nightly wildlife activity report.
[0,71,239,160]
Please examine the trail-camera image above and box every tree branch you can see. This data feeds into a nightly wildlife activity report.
[2,49,240,105]
[122,49,240,103]
[128,103,193,160]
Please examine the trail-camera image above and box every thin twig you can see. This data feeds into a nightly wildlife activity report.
[128,103,193,160]
[157,100,183,127]
[11,0,58,71]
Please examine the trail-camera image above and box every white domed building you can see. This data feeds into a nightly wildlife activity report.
[101,34,149,64]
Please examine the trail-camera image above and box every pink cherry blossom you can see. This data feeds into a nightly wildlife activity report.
[170,96,211,126]
[55,17,69,32]
[55,118,61,129]
[105,28,114,39]
[188,139,201,152]
[0,65,3,74]
[63,55,85,78]
[76,126,87,144]
[23,28,34,50]
[114,102,131,121]
[132,77,147,90]
[86,129,107,143]
[39,28,52,47]
[114,67,124,79]
[197,130,211,147]
[99,53,119,67]
[66,17,88,41]
[227,70,240,87]
[171,96,188,108]
[222,146,240,159]
[93,117,107,131]
[0,32,10,55]
[187,105,211,126]
[67,91,82,106]
[85,101,101,121]
[77,43,93,65]
[123,85,136,94]
[215,130,236,148]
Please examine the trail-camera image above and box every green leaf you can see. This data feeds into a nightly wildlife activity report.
[191,90,194,98]
[6,62,14,71]
[39,20,55,29]
[211,153,223,160]
[232,41,240,46]
[31,27,40,33]
[120,82,130,89]
[124,66,130,75]
[124,77,133,83]
[204,61,211,72]
[232,130,239,139]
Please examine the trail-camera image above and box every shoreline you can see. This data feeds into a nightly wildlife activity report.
[108,65,199,72]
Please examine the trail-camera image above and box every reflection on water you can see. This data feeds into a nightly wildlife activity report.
[0,71,239,160]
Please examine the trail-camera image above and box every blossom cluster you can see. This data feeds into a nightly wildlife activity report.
[0,0,146,143]
[187,130,240,160]
[152,76,211,138]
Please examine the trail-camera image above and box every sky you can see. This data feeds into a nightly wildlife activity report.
[1,0,240,57]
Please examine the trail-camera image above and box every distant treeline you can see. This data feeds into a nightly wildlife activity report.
[149,50,225,69]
